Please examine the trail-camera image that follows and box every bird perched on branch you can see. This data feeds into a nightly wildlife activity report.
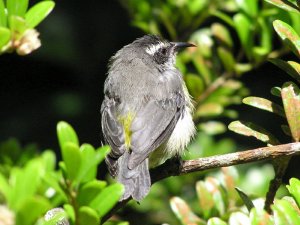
[101,35,196,201]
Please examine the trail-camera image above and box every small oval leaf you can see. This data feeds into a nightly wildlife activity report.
[281,82,300,141]
[243,96,285,117]
[25,1,55,28]
[228,120,280,145]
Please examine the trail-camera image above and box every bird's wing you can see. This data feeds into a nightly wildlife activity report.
[128,92,184,169]
[101,96,126,177]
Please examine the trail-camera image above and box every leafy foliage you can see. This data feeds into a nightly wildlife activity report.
[0,122,126,225]
[0,0,55,55]
[170,167,300,225]
[229,0,300,144]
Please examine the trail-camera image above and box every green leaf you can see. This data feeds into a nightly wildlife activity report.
[281,82,300,141]
[25,1,55,28]
[90,183,124,219]
[77,180,107,206]
[0,173,9,200]
[273,20,300,59]
[271,87,282,97]
[265,0,300,14]
[236,0,258,17]
[217,46,236,72]
[9,159,43,209]
[229,212,250,224]
[170,197,205,225]
[57,121,79,150]
[77,144,97,183]
[63,204,75,224]
[210,10,235,27]
[16,196,51,225]
[0,0,6,27]
[198,121,226,135]
[95,145,110,165]
[273,199,300,224]
[196,180,215,219]
[287,178,300,208]
[0,27,11,50]
[43,172,68,201]
[235,187,254,212]
[228,120,280,145]
[8,15,27,37]
[211,23,233,48]
[6,0,28,17]
[41,150,56,172]
[243,96,285,117]
[61,143,81,181]
[196,103,224,117]
[234,13,252,59]
[103,221,129,225]
[250,207,273,225]
[185,74,204,98]
[207,218,228,225]
[78,206,100,225]
[269,58,300,83]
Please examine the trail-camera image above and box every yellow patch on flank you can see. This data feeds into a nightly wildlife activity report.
[118,112,135,150]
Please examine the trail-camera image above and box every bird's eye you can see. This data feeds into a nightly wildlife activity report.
[160,47,167,55]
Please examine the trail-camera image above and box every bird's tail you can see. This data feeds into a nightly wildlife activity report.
[116,151,151,201]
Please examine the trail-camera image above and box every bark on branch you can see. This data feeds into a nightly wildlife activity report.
[102,142,300,223]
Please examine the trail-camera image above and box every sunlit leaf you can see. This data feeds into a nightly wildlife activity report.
[0,0,6,27]
[273,20,300,58]
[273,199,300,224]
[250,208,273,225]
[211,23,233,48]
[269,58,300,83]
[196,103,223,117]
[77,180,107,206]
[236,0,258,17]
[61,143,81,181]
[0,27,10,49]
[6,0,28,17]
[228,120,280,145]
[170,197,205,225]
[229,212,250,225]
[234,13,252,59]
[16,196,51,225]
[57,121,79,150]
[25,1,55,28]
[287,178,300,208]
[8,15,27,37]
[217,46,235,72]
[78,206,99,225]
[243,96,285,117]
[235,188,254,212]
[265,0,300,14]
[281,82,300,141]
[198,121,226,135]
[90,183,124,219]
[207,217,228,225]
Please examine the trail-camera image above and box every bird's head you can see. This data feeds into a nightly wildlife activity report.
[131,35,196,70]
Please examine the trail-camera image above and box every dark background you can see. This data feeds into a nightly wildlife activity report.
[0,1,299,218]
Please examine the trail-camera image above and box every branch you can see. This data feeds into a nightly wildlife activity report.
[102,142,300,223]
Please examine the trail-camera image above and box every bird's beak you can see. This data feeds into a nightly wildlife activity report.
[172,42,197,52]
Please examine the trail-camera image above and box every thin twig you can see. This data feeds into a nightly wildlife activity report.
[264,156,291,213]
[102,142,300,223]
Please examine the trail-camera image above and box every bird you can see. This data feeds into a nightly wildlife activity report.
[101,35,196,201]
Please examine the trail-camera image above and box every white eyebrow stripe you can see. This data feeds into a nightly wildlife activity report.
[145,42,165,55]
